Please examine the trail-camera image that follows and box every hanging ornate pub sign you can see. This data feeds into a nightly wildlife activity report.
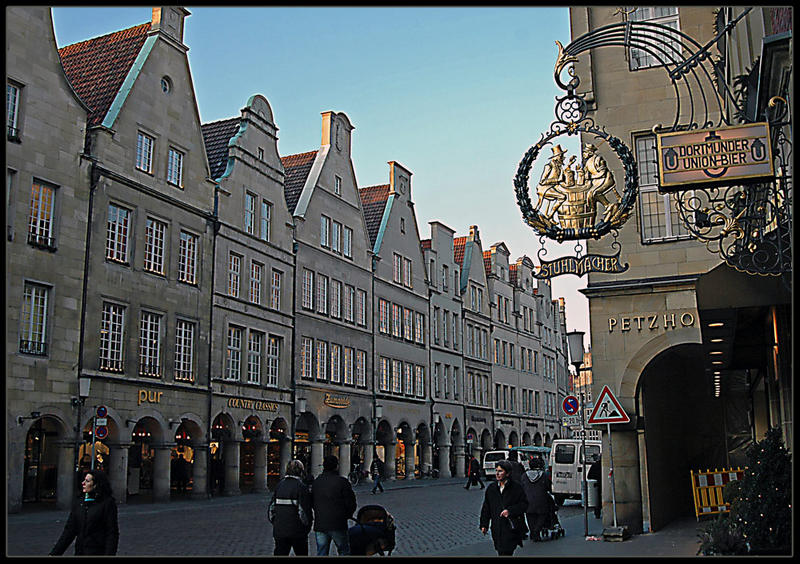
[515,41,637,279]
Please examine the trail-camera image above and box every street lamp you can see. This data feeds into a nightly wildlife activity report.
[72,376,91,494]
[566,330,588,538]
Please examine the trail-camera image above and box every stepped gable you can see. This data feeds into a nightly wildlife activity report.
[58,22,151,127]
[201,117,241,180]
[358,184,391,248]
[280,150,318,214]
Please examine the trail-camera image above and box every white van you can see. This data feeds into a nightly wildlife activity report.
[482,450,510,478]
[548,438,601,505]
[482,446,551,479]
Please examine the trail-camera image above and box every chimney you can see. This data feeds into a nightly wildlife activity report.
[321,111,354,154]
[468,225,481,244]
[151,7,190,44]
[388,161,412,199]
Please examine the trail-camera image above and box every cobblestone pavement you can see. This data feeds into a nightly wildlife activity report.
[11,477,584,556]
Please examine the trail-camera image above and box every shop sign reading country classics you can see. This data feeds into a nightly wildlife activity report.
[656,123,773,191]
[515,41,638,280]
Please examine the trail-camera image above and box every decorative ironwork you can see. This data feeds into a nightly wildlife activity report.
[527,7,791,277]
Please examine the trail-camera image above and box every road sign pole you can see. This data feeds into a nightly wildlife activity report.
[91,415,97,471]
[581,391,588,538]
[608,422,617,527]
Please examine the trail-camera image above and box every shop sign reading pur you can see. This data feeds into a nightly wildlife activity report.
[656,122,773,192]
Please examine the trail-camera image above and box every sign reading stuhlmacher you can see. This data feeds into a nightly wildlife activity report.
[656,122,773,192]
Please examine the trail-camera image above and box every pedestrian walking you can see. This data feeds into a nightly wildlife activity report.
[49,469,119,555]
[479,460,528,556]
[269,459,313,556]
[506,454,525,485]
[464,455,485,489]
[311,455,357,556]
[587,453,602,519]
[520,457,555,541]
[370,455,385,494]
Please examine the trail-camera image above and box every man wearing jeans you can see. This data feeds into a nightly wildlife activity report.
[311,455,357,555]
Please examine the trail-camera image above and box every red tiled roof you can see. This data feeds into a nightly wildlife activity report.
[509,263,518,286]
[201,117,241,180]
[58,23,151,127]
[453,236,468,266]
[358,184,390,248]
[280,151,318,214]
[483,250,492,276]
[420,239,431,250]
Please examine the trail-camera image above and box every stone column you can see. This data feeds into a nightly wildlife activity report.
[152,445,173,502]
[191,445,208,499]
[107,442,130,504]
[310,439,324,479]
[56,440,77,510]
[384,441,396,480]
[253,441,268,493]
[338,441,352,479]
[472,445,484,470]
[438,444,451,477]
[223,440,241,496]
[454,443,466,478]
[404,441,416,479]
[279,438,291,477]
[608,428,643,534]
[422,443,433,473]
[363,443,374,474]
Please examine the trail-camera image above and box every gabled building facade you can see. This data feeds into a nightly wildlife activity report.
[360,162,431,480]
[6,5,91,512]
[281,111,375,479]
[58,7,217,504]
[422,221,466,476]
[202,94,295,495]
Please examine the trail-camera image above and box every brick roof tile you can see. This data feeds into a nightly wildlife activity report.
[453,236,468,266]
[280,150,318,214]
[58,23,151,127]
[201,117,241,180]
[358,184,390,248]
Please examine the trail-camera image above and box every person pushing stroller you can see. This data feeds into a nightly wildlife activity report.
[520,456,558,542]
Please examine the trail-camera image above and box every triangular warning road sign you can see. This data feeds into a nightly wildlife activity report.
[588,385,630,424]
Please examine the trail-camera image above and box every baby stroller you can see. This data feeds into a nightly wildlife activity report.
[348,505,396,556]
[536,492,565,541]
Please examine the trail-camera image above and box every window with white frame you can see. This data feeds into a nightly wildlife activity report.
[344,285,355,323]
[628,7,681,71]
[403,307,413,341]
[106,204,131,264]
[167,147,184,187]
[404,363,414,395]
[391,304,402,338]
[302,269,314,310]
[320,215,330,248]
[178,231,198,284]
[636,134,691,242]
[334,175,342,196]
[433,307,439,343]
[415,365,425,397]
[379,299,390,334]
[28,180,56,248]
[433,363,441,398]
[330,344,341,384]
[100,302,125,372]
[138,311,162,377]
[443,365,450,398]
[316,275,329,315]
[250,260,263,304]
[403,258,412,288]
[271,269,282,310]
[301,337,313,379]
[393,254,402,284]
[415,312,425,344]
[247,330,263,384]
[7,82,21,140]
[343,227,353,258]
[357,289,367,326]
[343,347,354,385]
[356,350,366,387]
[228,252,241,297]
[226,326,242,380]
[260,200,272,242]
[266,335,280,387]
[20,282,49,355]
[442,265,449,291]
[245,192,257,235]
[453,367,460,399]
[136,132,154,173]
[379,357,390,391]
[174,319,195,381]
[330,280,342,319]
[144,217,167,274]
[331,221,342,254]
[443,310,449,344]
[316,340,327,381]
[392,359,402,393]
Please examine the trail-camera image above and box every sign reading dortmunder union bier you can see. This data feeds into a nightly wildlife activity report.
[656,122,774,192]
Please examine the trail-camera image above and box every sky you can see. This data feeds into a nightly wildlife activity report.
[51,6,590,345]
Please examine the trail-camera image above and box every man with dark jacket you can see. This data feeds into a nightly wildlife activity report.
[269,459,313,555]
[480,460,529,556]
[464,455,485,489]
[587,453,602,518]
[311,455,357,555]
[506,454,525,485]
[370,455,385,494]
[521,457,555,541]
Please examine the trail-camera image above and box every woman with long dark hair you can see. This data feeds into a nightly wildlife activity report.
[50,469,119,555]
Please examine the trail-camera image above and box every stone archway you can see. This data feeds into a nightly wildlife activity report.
[395,421,414,480]
[127,416,168,502]
[533,432,543,446]
[509,430,520,448]
[21,416,70,508]
[239,415,265,493]
[268,418,289,487]
[414,422,432,477]
[494,429,506,449]
[295,411,321,478]
[449,419,465,478]
[209,413,235,496]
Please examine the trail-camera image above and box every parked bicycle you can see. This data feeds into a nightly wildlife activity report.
[349,464,370,486]
[417,465,439,479]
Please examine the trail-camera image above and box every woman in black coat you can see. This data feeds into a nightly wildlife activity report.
[269,459,313,555]
[479,460,529,555]
[50,469,119,555]
[521,456,555,540]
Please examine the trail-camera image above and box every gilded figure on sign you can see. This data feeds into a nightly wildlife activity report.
[533,142,620,230]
